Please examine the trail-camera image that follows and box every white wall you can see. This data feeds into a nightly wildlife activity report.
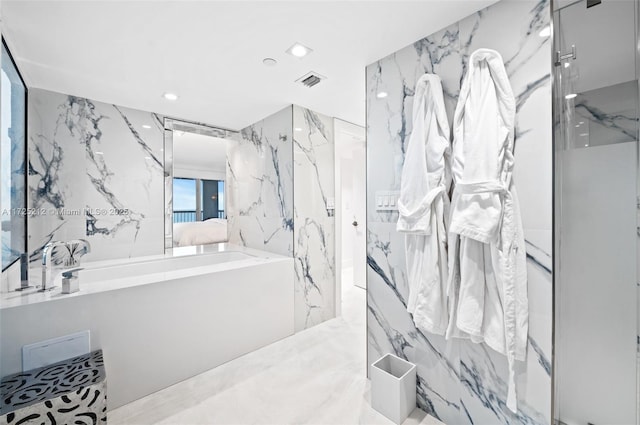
[173,167,225,182]
[340,160,354,269]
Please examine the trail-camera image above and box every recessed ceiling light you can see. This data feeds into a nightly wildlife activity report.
[286,42,312,58]
[538,26,551,38]
[263,58,278,67]
[563,62,570,68]
[565,93,577,100]
[163,92,179,101]
[142,125,151,129]
[377,92,388,99]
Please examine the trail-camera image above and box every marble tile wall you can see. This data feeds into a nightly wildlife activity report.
[573,80,638,148]
[28,88,165,264]
[366,1,552,423]
[227,106,294,257]
[292,106,335,331]
[228,105,336,331]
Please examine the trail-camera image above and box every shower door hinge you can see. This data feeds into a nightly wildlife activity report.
[555,45,576,66]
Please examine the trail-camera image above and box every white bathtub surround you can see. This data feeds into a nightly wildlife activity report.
[227,106,294,257]
[293,106,336,331]
[28,89,165,264]
[366,0,552,424]
[0,244,294,408]
[109,284,443,425]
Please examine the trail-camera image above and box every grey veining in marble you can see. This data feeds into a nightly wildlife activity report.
[28,89,165,264]
[366,1,552,424]
[573,80,638,148]
[227,106,294,257]
[227,105,336,331]
[293,106,335,331]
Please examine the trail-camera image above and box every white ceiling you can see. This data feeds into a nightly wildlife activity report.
[2,0,496,130]
[173,132,228,172]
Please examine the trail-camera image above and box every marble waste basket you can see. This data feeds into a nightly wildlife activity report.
[371,353,416,424]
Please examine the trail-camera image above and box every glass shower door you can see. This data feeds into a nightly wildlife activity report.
[554,1,639,424]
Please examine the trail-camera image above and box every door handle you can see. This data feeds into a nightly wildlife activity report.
[555,45,576,66]
[352,221,358,227]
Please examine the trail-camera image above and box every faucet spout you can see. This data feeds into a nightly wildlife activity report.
[40,240,67,291]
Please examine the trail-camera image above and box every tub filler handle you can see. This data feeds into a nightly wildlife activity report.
[61,268,83,294]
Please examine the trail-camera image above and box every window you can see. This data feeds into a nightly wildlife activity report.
[217,180,225,218]
[1,40,27,271]
[172,177,225,223]
[173,178,197,223]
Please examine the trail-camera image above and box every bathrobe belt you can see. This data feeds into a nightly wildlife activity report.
[397,177,447,235]
[452,180,514,248]
[452,178,520,412]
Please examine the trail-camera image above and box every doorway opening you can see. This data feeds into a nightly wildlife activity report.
[334,119,366,318]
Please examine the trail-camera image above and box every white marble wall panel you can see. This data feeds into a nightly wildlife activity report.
[292,106,335,331]
[28,89,164,264]
[227,106,294,257]
[366,1,552,423]
[574,80,638,148]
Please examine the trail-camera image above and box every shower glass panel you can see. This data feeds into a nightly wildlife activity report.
[553,1,639,424]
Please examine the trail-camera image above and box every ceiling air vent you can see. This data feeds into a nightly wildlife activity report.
[296,71,326,88]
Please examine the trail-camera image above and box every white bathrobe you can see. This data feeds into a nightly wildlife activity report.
[446,49,528,413]
[397,74,451,336]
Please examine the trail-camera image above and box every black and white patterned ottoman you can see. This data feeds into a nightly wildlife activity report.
[0,350,107,424]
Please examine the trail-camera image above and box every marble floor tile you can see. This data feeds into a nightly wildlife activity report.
[109,279,443,425]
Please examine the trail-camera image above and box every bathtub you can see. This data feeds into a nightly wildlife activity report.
[71,248,273,291]
[0,244,294,408]
[82,250,261,281]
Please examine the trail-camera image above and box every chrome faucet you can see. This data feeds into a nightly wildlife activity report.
[41,240,66,291]
[40,239,91,291]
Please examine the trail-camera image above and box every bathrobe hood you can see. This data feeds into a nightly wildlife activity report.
[397,73,450,234]
[450,48,516,243]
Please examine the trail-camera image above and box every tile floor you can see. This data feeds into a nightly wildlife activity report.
[109,273,443,425]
